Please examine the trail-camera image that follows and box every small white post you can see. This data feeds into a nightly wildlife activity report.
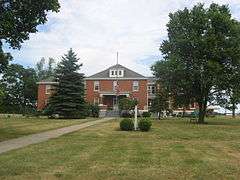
[134,105,138,130]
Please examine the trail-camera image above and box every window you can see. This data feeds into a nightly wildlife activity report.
[109,69,124,77]
[118,70,124,77]
[148,85,156,94]
[133,81,139,91]
[94,81,99,91]
[45,85,51,94]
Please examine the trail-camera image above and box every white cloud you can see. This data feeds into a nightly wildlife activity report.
[5,0,240,76]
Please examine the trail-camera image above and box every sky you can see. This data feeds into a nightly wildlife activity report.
[3,0,240,77]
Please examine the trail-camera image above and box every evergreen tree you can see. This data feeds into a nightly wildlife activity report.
[46,49,86,119]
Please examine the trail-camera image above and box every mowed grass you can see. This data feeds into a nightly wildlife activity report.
[0,117,93,142]
[0,116,240,179]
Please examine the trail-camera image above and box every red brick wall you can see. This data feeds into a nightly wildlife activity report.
[37,84,46,110]
[85,80,148,110]
[37,84,52,111]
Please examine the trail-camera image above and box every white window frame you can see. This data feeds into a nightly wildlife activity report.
[94,81,100,92]
[148,85,156,94]
[109,69,124,77]
[45,85,51,94]
[133,81,139,92]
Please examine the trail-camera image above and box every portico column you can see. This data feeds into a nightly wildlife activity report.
[99,94,103,105]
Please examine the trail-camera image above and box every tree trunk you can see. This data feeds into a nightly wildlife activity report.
[197,99,207,124]
[158,111,161,120]
[232,102,236,118]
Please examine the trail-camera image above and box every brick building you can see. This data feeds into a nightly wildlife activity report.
[37,64,197,115]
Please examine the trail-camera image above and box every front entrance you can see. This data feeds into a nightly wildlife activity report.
[102,95,127,110]
[113,97,118,110]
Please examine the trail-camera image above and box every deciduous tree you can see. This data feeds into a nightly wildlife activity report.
[0,0,60,72]
[152,3,240,123]
[150,87,169,120]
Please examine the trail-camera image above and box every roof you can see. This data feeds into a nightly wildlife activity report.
[36,76,58,85]
[147,76,156,83]
[86,64,147,80]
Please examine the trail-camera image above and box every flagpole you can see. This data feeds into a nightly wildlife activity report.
[116,52,119,111]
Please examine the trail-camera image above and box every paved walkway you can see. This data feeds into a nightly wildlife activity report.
[0,118,113,155]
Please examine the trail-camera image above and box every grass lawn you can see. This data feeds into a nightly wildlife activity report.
[0,116,240,179]
[0,117,94,142]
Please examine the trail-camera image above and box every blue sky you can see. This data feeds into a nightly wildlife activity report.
[3,0,240,77]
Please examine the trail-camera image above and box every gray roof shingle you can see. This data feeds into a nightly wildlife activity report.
[86,64,147,79]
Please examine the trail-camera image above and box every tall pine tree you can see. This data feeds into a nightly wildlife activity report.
[46,49,86,119]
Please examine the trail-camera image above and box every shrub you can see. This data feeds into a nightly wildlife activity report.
[120,118,134,131]
[138,118,152,132]
[119,98,138,111]
[90,104,100,118]
[142,111,151,118]
[120,110,133,118]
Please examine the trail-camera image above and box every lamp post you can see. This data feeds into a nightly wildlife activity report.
[134,105,138,130]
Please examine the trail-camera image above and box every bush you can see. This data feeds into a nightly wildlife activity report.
[90,104,100,118]
[138,118,152,132]
[142,111,151,117]
[120,118,134,131]
[120,110,133,118]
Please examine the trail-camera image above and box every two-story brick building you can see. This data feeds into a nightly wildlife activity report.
[37,64,198,115]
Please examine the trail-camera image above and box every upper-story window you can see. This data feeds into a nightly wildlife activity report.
[133,81,139,91]
[148,85,156,94]
[94,81,99,91]
[109,69,124,78]
[45,85,52,94]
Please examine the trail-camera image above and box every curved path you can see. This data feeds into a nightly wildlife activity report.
[0,118,113,155]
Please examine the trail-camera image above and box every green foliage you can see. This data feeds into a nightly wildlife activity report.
[142,112,151,118]
[90,104,100,118]
[0,0,60,72]
[36,57,56,81]
[152,3,240,123]
[46,49,86,119]
[118,98,138,111]
[120,111,133,118]
[0,64,37,114]
[120,118,134,131]
[138,118,152,132]
[150,88,169,119]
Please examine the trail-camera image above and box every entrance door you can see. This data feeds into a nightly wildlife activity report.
[113,97,118,110]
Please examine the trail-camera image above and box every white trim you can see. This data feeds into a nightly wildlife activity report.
[85,77,148,80]
[45,85,52,95]
[94,81,100,92]
[36,82,58,85]
[100,92,130,96]
[132,81,139,92]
